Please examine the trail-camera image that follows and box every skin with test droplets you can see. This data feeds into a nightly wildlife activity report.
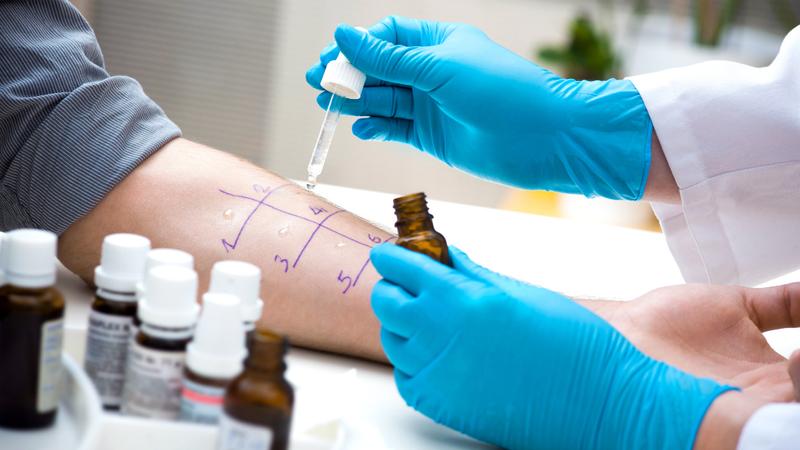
[218,182,394,296]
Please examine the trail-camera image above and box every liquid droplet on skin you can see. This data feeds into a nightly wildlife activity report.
[223,209,234,220]
[336,242,346,248]
[278,226,290,237]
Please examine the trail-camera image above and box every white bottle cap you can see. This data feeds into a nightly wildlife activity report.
[138,265,200,328]
[187,293,247,378]
[209,260,264,325]
[4,229,58,288]
[145,248,194,272]
[94,234,151,294]
[136,248,195,300]
[320,27,368,100]
[0,232,6,286]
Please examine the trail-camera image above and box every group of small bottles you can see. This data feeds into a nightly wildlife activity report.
[86,233,294,449]
[0,230,293,450]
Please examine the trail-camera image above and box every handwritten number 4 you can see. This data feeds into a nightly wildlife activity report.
[309,206,327,215]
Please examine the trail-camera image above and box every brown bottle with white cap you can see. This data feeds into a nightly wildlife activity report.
[85,233,151,410]
[0,229,64,429]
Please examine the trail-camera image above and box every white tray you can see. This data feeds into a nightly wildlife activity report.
[0,325,345,450]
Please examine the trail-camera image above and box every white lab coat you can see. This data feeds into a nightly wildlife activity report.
[630,26,800,450]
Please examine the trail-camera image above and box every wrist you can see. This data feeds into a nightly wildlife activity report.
[693,391,765,450]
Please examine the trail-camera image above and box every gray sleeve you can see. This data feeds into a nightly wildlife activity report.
[0,0,181,234]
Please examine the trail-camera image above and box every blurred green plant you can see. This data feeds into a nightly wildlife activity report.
[693,0,742,46]
[537,14,619,80]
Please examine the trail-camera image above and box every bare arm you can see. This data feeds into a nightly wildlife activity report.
[59,138,388,361]
[643,131,680,204]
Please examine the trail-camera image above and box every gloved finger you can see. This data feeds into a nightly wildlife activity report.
[380,328,431,376]
[334,24,434,89]
[450,246,504,285]
[743,282,800,332]
[451,246,534,296]
[367,15,429,46]
[370,243,454,296]
[789,350,800,401]
[371,279,419,338]
[309,47,400,90]
[352,117,420,148]
[305,63,326,90]
[317,87,414,120]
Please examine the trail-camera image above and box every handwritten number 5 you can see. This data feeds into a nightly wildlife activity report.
[337,270,353,294]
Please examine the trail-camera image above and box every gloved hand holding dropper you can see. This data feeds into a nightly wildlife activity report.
[306,16,654,200]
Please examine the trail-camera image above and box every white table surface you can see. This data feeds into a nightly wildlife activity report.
[59,183,800,450]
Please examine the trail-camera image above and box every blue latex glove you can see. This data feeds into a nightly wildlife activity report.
[370,244,734,450]
[306,17,654,200]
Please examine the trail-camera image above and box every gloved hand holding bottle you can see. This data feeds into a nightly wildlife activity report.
[306,16,654,200]
[369,244,733,450]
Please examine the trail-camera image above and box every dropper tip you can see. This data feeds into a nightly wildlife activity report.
[306,175,317,191]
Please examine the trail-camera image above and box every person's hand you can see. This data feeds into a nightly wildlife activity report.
[790,350,800,400]
[306,17,654,200]
[601,283,800,403]
[370,244,732,450]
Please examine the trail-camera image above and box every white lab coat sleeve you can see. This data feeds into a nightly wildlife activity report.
[737,404,800,450]
[628,26,800,286]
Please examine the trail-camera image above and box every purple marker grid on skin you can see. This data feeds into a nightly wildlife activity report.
[219,183,394,295]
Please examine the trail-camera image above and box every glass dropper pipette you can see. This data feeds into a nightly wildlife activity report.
[306,89,345,190]
[304,30,367,191]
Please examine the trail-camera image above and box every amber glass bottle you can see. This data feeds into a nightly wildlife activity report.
[0,230,64,429]
[218,328,294,450]
[84,233,150,410]
[393,192,452,266]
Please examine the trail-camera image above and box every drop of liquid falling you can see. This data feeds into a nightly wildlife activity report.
[335,242,346,248]
[278,226,290,237]
[223,209,234,221]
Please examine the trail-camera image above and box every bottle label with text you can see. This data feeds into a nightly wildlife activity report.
[121,341,185,419]
[217,412,274,450]
[37,318,63,413]
[179,377,225,424]
[84,310,133,407]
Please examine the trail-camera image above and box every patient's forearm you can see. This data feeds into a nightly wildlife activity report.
[59,138,390,360]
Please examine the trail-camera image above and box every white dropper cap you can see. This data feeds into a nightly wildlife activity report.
[0,232,6,286]
[136,248,194,300]
[209,261,264,327]
[187,293,247,378]
[138,265,200,328]
[145,248,194,272]
[4,229,58,289]
[94,234,151,294]
[320,27,368,100]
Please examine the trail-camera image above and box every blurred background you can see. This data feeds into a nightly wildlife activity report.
[70,0,796,230]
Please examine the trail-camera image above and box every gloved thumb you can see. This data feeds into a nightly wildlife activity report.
[450,247,507,286]
[334,24,429,89]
